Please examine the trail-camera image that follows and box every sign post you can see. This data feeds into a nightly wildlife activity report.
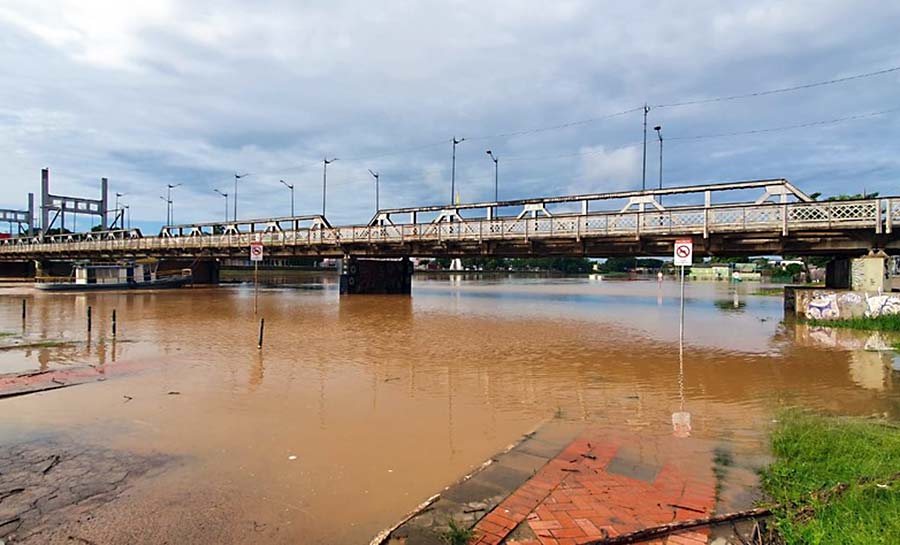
[250,242,264,314]
[673,238,693,344]
[672,238,693,437]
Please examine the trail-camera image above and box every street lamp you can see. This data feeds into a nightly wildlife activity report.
[214,189,229,222]
[322,157,337,216]
[654,125,663,191]
[234,173,248,221]
[279,180,295,217]
[115,192,125,228]
[486,150,499,201]
[166,183,181,225]
[123,204,130,230]
[368,169,380,212]
[451,137,465,204]
[159,195,171,226]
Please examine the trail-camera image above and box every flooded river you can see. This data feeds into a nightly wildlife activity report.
[1,274,898,544]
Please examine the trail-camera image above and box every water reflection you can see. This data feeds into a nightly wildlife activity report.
[0,276,898,543]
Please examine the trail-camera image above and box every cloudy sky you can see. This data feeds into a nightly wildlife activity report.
[1,1,898,232]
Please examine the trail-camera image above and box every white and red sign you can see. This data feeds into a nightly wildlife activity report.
[249,242,264,262]
[674,238,693,267]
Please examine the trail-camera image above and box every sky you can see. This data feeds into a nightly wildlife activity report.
[1,1,898,233]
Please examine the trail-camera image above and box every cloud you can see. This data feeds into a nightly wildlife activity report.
[575,146,641,193]
[0,1,898,230]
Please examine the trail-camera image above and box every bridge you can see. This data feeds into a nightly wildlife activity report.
[0,178,896,262]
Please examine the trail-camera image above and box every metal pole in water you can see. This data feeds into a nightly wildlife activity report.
[257,318,265,350]
[87,306,92,332]
[679,265,685,345]
[21,299,26,322]
[112,309,117,337]
[254,260,259,315]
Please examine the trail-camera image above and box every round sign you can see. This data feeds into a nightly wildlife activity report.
[676,245,691,258]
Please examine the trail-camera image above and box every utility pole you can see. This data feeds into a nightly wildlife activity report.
[642,103,650,191]
[451,137,464,204]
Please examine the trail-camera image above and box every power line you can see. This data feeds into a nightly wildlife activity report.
[654,65,900,108]
[667,107,900,142]
[466,106,644,141]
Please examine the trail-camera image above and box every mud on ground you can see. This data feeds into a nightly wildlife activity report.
[0,437,171,544]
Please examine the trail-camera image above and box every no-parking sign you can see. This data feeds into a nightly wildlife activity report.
[250,242,264,262]
[674,239,693,266]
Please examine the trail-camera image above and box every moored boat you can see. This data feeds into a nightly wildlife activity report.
[36,261,192,291]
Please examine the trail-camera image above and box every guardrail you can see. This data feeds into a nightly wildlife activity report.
[0,198,892,257]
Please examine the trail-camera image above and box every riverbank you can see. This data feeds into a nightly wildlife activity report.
[805,314,900,332]
[761,411,900,544]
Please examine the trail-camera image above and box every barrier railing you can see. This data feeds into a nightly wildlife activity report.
[0,198,891,256]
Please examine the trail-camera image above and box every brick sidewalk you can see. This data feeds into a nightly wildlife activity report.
[469,432,717,545]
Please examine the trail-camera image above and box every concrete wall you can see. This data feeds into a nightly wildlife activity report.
[793,288,900,320]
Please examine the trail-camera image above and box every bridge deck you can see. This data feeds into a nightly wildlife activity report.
[1,196,896,259]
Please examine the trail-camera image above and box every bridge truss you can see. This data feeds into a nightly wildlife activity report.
[0,179,897,259]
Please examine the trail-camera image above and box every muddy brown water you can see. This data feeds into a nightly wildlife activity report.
[0,274,898,544]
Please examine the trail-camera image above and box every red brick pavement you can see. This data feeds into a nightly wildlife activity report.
[469,432,717,545]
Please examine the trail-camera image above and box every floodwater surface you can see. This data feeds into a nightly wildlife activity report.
[0,274,898,544]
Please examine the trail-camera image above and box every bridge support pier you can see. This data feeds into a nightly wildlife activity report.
[159,259,220,284]
[339,257,412,295]
[0,261,36,280]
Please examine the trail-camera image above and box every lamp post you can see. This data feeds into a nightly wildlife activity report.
[368,169,380,212]
[322,157,337,216]
[486,150,499,201]
[451,137,464,204]
[279,180,295,217]
[159,196,171,226]
[214,189,229,222]
[166,183,180,225]
[115,192,124,228]
[123,205,130,230]
[654,125,663,191]
[234,173,248,221]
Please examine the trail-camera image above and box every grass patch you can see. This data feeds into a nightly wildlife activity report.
[804,314,900,332]
[761,410,900,544]
[0,332,16,338]
[753,287,785,296]
[441,518,474,545]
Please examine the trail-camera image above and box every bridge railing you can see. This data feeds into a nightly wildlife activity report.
[0,198,893,255]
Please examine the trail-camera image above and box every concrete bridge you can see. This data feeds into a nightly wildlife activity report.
[0,176,896,293]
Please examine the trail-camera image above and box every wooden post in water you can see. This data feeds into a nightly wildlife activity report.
[87,306,92,332]
[21,299,26,322]
[257,318,265,350]
[112,309,117,337]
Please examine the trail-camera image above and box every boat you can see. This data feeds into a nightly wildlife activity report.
[36,261,192,291]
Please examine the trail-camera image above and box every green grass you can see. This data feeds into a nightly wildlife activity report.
[804,314,900,332]
[752,287,785,296]
[761,410,900,544]
[0,332,15,338]
[441,518,474,545]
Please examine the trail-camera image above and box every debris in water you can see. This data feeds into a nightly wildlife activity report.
[288,455,297,461]
[123,395,133,402]
[167,391,180,395]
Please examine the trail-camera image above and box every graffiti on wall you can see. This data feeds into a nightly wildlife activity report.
[806,293,840,320]
[865,294,900,318]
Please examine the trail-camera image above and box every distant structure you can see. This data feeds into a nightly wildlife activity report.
[0,193,34,236]
[40,168,109,233]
